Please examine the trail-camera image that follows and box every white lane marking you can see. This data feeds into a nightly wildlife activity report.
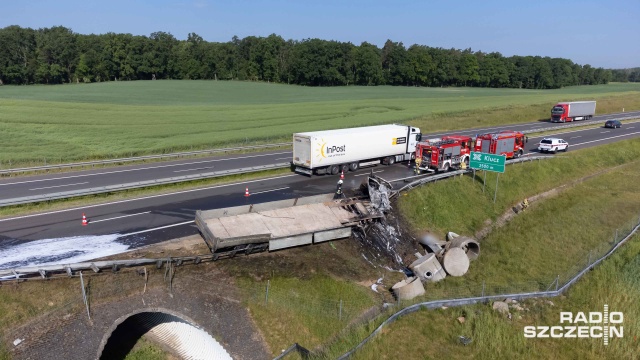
[121,220,195,237]
[90,211,151,223]
[526,119,640,140]
[628,127,635,129]
[601,131,610,133]
[430,116,640,138]
[571,131,640,147]
[0,174,298,222]
[0,152,291,186]
[249,187,289,195]
[569,136,581,139]
[29,182,89,191]
[275,157,291,161]
[173,166,214,173]
[353,170,384,177]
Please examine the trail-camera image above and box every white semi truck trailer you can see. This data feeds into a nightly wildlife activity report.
[292,124,422,175]
[550,101,596,122]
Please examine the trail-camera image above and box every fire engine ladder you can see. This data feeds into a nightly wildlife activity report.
[426,139,458,147]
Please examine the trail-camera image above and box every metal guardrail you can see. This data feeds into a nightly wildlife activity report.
[0,142,291,176]
[1,115,636,177]
[0,162,291,207]
[0,242,271,280]
[391,155,552,195]
[518,115,640,136]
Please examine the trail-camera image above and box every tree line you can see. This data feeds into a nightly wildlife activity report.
[0,25,630,88]
[611,68,640,83]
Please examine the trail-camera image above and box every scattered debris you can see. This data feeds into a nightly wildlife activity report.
[392,277,425,300]
[13,339,23,346]
[546,300,555,307]
[370,277,384,293]
[492,301,510,315]
[458,335,473,346]
[365,175,393,213]
[457,316,466,324]
[446,236,480,261]
[409,253,446,282]
[439,247,470,277]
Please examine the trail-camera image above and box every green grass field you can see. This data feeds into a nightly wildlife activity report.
[398,138,640,290]
[311,138,640,359]
[1,81,640,167]
[346,233,640,360]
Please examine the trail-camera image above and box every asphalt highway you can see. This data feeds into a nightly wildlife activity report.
[1,110,638,202]
[1,115,640,269]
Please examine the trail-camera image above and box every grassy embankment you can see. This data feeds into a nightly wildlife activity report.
[1,81,639,167]
[214,138,640,359]
[344,233,640,360]
[397,138,640,292]
[304,137,640,359]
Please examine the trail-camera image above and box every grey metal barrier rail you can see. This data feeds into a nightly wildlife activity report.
[0,142,291,176]
[518,115,640,135]
[1,115,637,177]
[0,162,291,207]
[391,155,552,196]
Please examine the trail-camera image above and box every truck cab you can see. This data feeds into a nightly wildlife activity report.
[551,104,568,123]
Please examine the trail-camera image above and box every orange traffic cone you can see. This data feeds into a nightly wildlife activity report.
[82,213,88,226]
[244,187,250,197]
[340,171,344,180]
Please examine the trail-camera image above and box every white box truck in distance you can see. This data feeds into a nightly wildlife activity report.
[292,124,421,175]
[550,101,596,122]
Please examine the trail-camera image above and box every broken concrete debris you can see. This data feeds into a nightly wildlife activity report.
[391,276,425,300]
[409,252,446,282]
[393,229,481,299]
[439,247,470,277]
[492,301,510,315]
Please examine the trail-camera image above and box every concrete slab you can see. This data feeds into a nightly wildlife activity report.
[269,234,313,251]
[196,194,369,252]
[314,228,352,243]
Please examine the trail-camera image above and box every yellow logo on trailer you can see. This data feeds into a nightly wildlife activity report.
[392,138,397,145]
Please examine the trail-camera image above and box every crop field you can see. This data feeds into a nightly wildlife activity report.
[1,81,640,167]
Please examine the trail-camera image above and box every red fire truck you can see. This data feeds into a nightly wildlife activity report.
[473,131,528,159]
[416,135,474,172]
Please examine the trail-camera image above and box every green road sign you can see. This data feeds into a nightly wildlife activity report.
[469,152,506,173]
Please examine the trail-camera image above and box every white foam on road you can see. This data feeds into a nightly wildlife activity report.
[0,234,128,270]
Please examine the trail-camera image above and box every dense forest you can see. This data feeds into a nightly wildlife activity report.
[0,25,636,88]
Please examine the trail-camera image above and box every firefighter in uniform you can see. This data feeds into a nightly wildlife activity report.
[336,179,344,195]
[414,157,422,175]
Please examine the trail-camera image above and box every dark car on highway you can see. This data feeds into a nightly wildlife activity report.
[605,120,622,128]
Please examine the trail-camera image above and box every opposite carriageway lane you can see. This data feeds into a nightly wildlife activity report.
[0,111,639,205]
